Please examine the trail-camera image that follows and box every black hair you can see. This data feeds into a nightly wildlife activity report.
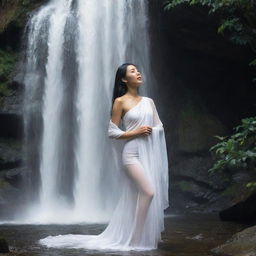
[110,62,139,116]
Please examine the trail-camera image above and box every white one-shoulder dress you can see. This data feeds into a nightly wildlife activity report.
[39,96,169,251]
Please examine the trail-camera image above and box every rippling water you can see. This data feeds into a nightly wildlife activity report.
[0,213,249,256]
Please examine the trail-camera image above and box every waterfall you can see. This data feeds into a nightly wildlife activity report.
[19,0,152,224]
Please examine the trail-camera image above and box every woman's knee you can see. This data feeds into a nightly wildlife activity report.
[143,187,155,199]
[125,163,155,199]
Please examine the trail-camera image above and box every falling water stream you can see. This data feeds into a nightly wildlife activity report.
[14,0,152,224]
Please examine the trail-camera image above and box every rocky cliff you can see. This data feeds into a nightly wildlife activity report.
[0,0,45,217]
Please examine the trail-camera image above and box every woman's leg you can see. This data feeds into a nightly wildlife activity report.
[124,162,155,246]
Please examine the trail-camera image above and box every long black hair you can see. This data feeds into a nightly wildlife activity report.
[110,62,139,116]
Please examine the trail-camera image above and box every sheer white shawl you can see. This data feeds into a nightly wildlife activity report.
[38,96,170,251]
[108,96,169,244]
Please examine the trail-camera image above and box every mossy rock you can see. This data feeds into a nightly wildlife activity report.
[0,49,18,103]
[177,181,193,192]
[0,0,44,106]
[0,137,22,151]
[0,49,18,106]
[220,182,253,204]
[0,0,44,33]
[0,178,12,189]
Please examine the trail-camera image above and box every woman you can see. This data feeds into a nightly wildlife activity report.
[39,63,169,251]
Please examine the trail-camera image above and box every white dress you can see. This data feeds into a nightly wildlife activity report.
[39,96,169,251]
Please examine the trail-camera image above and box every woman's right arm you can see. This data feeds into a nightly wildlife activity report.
[108,98,152,140]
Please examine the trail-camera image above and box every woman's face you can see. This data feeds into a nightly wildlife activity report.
[122,65,143,87]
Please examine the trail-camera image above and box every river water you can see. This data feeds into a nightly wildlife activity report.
[0,213,249,256]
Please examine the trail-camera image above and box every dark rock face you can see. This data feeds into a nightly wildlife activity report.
[0,0,45,218]
[0,139,24,218]
[0,237,9,253]
[148,2,256,214]
[0,140,22,169]
[171,155,226,212]
[0,113,23,140]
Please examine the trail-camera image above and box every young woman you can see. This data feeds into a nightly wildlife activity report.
[39,63,169,251]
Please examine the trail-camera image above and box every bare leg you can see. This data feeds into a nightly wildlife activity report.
[124,162,155,246]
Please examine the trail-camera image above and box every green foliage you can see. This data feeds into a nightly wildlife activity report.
[0,0,43,105]
[162,0,256,82]
[0,49,17,99]
[246,181,256,190]
[208,117,256,190]
[0,49,17,80]
[209,116,256,173]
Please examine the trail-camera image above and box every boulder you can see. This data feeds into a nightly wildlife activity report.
[219,191,256,222]
[211,225,256,256]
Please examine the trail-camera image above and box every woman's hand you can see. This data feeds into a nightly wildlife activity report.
[136,126,152,136]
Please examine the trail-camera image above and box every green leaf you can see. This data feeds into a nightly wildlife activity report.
[249,59,256,67]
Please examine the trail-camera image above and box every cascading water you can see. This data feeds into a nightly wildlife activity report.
[18,0,152,224]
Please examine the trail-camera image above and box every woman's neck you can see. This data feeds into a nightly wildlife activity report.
[126,88,139,97]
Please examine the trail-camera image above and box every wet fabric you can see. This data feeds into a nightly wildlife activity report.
[39,96,169,251]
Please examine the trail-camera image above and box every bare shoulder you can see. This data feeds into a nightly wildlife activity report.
[116,95,130,105]
[112,97,124,115]
[113,96,123,106]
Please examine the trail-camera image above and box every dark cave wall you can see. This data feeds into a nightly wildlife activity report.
[148,1,256,213]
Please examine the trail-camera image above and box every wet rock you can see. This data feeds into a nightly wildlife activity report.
[168,100,238,213]
[186,233,204,240]
[0,237,9,253]
[211,225,256,256]
[0,79,24,114]
[219,192,256,222]
[0,175,25,219]
[0,178,21,205]
[232,171,253,183]
[1,167,25,188]
[172,155,229,190]
[0,138,24,216]
[0,140,22,170]
[171,154,232,213]
[0,80,24,141]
